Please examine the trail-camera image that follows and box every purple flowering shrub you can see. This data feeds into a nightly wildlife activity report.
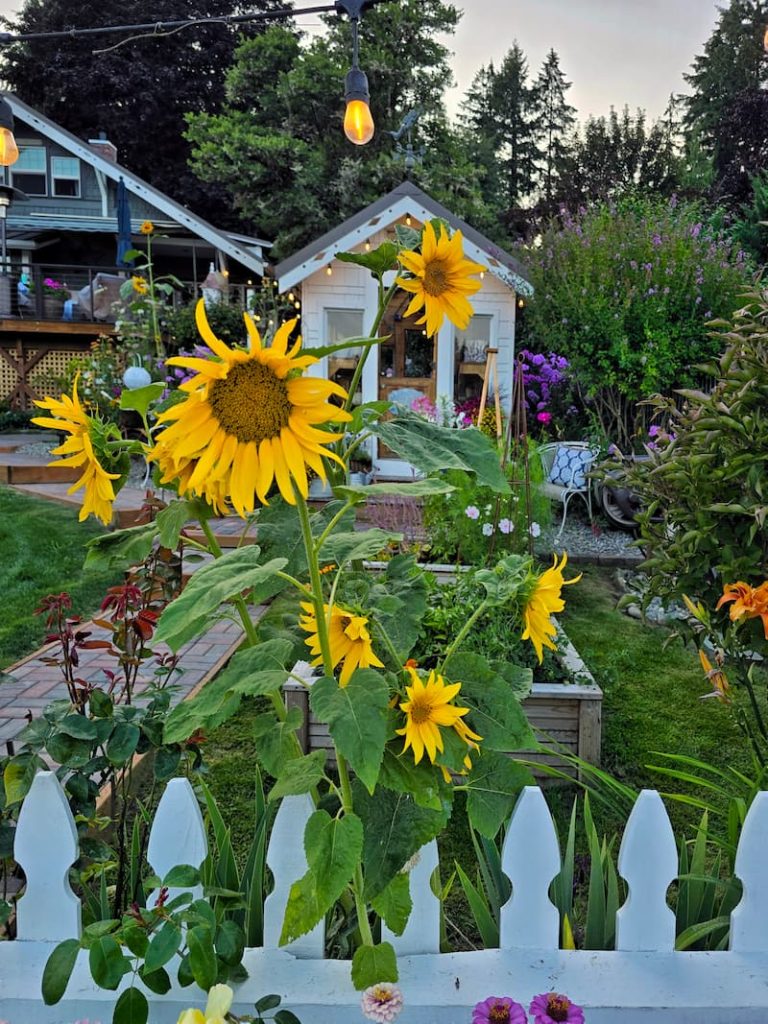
[518,349,576,437]
[525,196,751,447]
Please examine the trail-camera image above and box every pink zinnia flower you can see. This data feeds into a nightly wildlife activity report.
[361,983,404,1023]
[472,996,527,1024]
[537,411,552,425]
[529,991,585,1024]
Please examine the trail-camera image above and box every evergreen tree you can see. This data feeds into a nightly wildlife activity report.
[492,44,539,213]
[0,0,286,224]
[530,49,576,206]
[458,63,503,215]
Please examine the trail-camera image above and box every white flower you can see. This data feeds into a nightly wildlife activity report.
[361,984,404,1023]
[482,522,494,536]
[498,518,513,534]
[529,522,542,538]
[465,505,480,520]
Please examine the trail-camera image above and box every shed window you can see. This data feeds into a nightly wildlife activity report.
[326,309,364,359]
[11,146,47,196]
[51,156,81,198]
[455,314,493,362]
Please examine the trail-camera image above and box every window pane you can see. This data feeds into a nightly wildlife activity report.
[51,156,79,178]
[13,172,46,196]
[326,309,364,358]
[455,315,492,362]
[53,179,79,197]
[15,147,46,172]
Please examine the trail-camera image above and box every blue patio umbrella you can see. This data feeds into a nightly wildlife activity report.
[115,177,133,267]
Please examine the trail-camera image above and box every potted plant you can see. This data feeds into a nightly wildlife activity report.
[34,275,68,318]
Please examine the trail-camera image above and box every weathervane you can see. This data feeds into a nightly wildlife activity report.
[386,107,425,177]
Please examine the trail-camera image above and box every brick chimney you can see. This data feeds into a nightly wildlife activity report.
[88,130,117,163]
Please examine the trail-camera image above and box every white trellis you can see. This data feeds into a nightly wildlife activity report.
[2,771,768,1023]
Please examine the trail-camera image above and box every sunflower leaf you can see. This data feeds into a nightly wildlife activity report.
[370,871,412,936]
[310,670,389,792]
[350,942,398,990]
[335,242,399,277]
[464,751,533,838]
[268,750,327,801]
[335,479,455,500]
[321,529,402,566]
[443,652,535,752]
[119,383,165,416]
[370,416,509,492]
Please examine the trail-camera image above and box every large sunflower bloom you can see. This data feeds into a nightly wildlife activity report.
[522,553,581,663]
[32,378,121,526]
[300,602,384,686]
[717,581,768,639]
[396,222,485,337]
[150,301,351,514]
[396,666,476,765]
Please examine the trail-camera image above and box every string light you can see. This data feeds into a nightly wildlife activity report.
[405,214,412,227]
[365,241,371,251]
[288,291,295,302]
[480,271,485,280]
[326,265,333,276]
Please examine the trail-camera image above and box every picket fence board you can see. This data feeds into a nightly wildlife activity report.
[382,840,440,955]
[730,790,768,952]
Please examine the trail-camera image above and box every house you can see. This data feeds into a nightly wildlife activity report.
[274,181,532,478]
[0,93,269,409]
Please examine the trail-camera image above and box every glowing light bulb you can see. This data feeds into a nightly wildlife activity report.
[288,292,295,302]
[344,99,375,146]
[294,301,301,309]
[0,128,18,166]
[518,298,525,309]
[326,265,333,276]
[405,214,412,227]
[480,271,485,280]
[764,24,768,51]
[365,241,371,251]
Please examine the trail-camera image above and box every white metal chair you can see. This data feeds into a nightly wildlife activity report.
[538,441,599,538]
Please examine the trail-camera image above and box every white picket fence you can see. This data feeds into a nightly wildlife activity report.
[2,772,768,1023]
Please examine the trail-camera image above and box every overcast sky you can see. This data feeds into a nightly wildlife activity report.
[0,0,725,122]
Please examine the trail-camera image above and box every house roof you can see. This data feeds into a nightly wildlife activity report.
[274,181,532,294]
[5,94,269,276]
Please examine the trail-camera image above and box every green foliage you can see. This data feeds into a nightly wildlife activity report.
[626,285,768,612]
[525,196,751,446]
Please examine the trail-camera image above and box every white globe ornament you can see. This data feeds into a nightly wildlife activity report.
[123,366,152,390]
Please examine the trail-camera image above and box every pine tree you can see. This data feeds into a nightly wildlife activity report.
[530,49,576,205]
[492,44,539,212]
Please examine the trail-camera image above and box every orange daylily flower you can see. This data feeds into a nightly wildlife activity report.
[717,581,768,639]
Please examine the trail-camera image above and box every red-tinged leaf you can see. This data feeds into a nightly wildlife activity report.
[79,640,114,650]
[70,650,79,667]
[92,619,116,631]
[73,631,92,642]
[133,620,153,642]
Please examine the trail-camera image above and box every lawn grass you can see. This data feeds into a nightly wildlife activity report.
[0,486,120,668]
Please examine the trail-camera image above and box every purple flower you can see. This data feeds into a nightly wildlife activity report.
[537,412,552,425]
[529,992,585,1024]
[690,223,702,238]
[361,984,404,1023]
[498,518,513,534]
[652,233,662,247]
[472,996,527,1024]
[482,522,494,537]
[465,505,480,520]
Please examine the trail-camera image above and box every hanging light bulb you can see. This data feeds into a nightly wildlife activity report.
[295,301,301,309]
[764,24,768,51]
[480,271,485,281]
[288,291,295,302]
[0,97,19,166]
[344,69,375,146]
[326,265,333,276]
[405,214,412,227]
[365,241,371,251]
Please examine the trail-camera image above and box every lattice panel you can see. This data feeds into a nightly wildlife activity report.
[0,351,18,402]
[29,349,78,397]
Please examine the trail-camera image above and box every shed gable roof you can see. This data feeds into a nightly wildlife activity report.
[274,181,532,294]
[6,94,268,276]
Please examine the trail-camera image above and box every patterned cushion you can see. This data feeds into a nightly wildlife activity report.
[548,446,594,489]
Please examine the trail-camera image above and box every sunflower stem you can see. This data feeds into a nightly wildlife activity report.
[438,599,490,673]
[314,500,356,555]
[296,493,335,674]
[337,752,374,947]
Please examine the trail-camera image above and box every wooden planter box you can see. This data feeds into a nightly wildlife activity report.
[285,627,602,782]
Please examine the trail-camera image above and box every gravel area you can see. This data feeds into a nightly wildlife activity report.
[535,509,643,564]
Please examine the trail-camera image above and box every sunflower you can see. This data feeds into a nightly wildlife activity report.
[522,553,581,663]
[150,301,351,514]
[140,220,154,235]
[32,377,123,526]
[396,666,477,765]
[717,581,768,639]
[300,602,384,686]
[396,222,485,337]
[131,275,149,295]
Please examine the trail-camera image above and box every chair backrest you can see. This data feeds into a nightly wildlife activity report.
[543,441,599,490]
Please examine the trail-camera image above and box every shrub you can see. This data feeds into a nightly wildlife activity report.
[524,196,752,447]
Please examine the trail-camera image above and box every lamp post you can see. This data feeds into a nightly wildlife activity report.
[0,97,18,317]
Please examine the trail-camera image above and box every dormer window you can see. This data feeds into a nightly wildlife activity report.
[51,156,81,198]
[11,145,47,196]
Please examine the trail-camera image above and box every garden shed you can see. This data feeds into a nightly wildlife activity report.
[274,181,533,478]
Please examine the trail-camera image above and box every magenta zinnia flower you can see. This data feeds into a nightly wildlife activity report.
[472,996,527,1024]
[361,983,404,1023]
[529,991,585,1024]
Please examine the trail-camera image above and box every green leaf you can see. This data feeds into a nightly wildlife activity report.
[42,938,80,1004]
[465,751,532,838]
[4,755,42,805]
[155,549,288,651]
[355,782,449,899]
[46,732,93,767]
[209,638,294,698]
[371,872,412,936]
[122,924,149,958]
[187,925,217,991]
[278,871,322,945]
[163,865,200,887]
[156,500,193,549]
[310,670,388,792]
[119,382,165,416]
[84,523,158,570]
[443,652,535,752]
[252,706,303,776]
[113,986,149,1024]
[255,994,283,1013]
[154,746,182,783]
[215,919,246,967]
[302,336,382,359]
[139,965,172,995]
[268,750,327,801]
[89,688,114,718]
[274,1011,302,1024]
[335,478,455,501]
[106,722,140,764]
[58,715,99,740]
[350,942,398,991]
[163,673,242,745]
[336,242,399,276]
[321,529,402,565]
[89,934,130,990]
[371,417,509,492]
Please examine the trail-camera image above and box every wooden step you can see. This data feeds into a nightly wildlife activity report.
[0,431,59,452]
[0,453,79,484]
